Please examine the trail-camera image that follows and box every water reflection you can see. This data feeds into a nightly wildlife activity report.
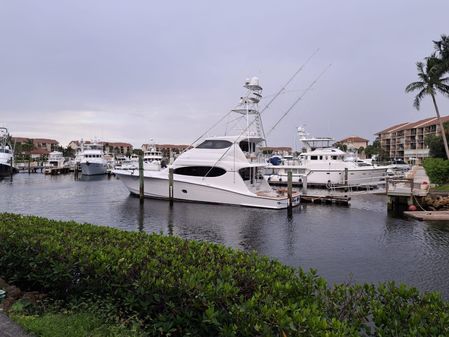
[1,174,449,298]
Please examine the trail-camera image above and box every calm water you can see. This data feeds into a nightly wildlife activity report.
[1,173,449,298]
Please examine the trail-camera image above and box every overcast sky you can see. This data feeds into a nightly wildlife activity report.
[1,0,449,149]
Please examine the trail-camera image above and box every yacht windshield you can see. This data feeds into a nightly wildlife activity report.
[196,140,232,149]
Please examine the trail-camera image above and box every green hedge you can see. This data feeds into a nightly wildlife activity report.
[1,213,448,336]
[423,158,449,185]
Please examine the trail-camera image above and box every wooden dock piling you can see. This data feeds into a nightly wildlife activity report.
[287,171,293,217]
[9,157,13,182]
[139,155,144,203]
[169,167,174,206]
[302,174,307,194]
[344,168,348,192]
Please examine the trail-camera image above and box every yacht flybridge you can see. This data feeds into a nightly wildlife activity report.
[114,77,300,209]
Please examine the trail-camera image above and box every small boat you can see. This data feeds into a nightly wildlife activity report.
[114,77,300,209]
[79,141,108,176]
[0,127,18,178]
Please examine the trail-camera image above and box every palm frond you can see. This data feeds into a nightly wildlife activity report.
[413,89,426,110]
[436,83,449,96]
[405,81,425,93]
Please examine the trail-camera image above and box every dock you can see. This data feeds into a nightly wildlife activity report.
[386,166,429,212]
[44,167,71,175]
[300,195,351,206]
[404,211,449,221]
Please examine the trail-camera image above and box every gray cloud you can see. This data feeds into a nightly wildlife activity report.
[1,0,448,148]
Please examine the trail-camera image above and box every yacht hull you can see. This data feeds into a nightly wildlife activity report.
[266,167,386,186]
[114,170,299,209]
[0,163,18,177]
[81,162,107,176]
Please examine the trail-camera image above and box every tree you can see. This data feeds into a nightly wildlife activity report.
[21,139,35,159]
[405,57,449,159]
[132,149,143,156]
[334,143,347,152]
[432,34,449,76]
[63,146,75,158]
[424,121,449,158]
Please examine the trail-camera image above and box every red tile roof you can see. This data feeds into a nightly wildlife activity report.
[394,117,435,131]
[419,115,449,127]
[338,136,368,143]
[32,138,58,144]
[375,122,409,135]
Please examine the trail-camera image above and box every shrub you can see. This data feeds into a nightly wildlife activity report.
[0,213,448,336]
[423,158,449,184]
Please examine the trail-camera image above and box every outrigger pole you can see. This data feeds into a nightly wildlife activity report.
[266,63,332,137]
[184,48,320,152]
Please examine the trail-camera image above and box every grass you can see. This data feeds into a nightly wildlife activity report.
[432,184,449,191]
[9,300,143,337]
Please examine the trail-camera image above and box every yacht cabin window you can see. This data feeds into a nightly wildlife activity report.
[239,167,263,182]
[310,156,318,160]
[174,166,226,177]
[239,141,256,153]
[196,140,232,149]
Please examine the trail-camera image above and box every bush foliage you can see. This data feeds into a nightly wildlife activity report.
[423,158,449,184]
[1,213,448,336]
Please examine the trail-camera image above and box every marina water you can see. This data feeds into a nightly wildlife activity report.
[1,173,449,298]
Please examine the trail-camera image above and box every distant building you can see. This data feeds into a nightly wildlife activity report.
[261,146,292,156]
[336,136,368,150]
[100,142,133,155]
[375,114,449,163]
[12,137,59,157]
[149,144,191,158]
[68,140,133,156]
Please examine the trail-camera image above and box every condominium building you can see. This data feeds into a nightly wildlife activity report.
[375,114,449,163]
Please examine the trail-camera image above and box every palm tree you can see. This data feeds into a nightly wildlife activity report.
[405,58,449,159]
[429,35,449,79]
[433,35,449,65]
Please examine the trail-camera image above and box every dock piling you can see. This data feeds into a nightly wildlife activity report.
[344,168,348,192]
[287,171,293,217]
[139,155,144,203]
[302,174,307,194]
[169,167,174,206]
[9,157,13,182]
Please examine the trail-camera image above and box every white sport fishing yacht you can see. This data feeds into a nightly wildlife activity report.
[114,77,300,209]
[265,127,387,187]
[0,127,18,178]
[79,141,108,176]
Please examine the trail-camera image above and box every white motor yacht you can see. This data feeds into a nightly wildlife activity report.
[143,142,164,171]
[114,77,300,209]
[79,141,108,176]
[265,127,387,187]
[44,151,66,173]
[0,127,18,178]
